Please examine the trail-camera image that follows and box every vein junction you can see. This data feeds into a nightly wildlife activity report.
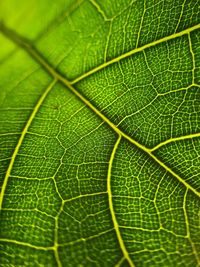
[0,23,200,203]
[1,19,200,267]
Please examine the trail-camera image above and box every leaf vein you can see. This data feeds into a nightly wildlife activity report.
[107,135,135,267]
[1,24,199,200]
[0,79,57,209]
[71,23,200,84]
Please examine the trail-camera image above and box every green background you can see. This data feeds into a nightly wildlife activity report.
[0,0,200,266]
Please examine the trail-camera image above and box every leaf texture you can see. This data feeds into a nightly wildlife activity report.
[0,0,200,266]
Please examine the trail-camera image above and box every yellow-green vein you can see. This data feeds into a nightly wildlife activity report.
[150,132,200,151]
[107,135,135,267]
[71,23,200,84]
[54,202,64,267]
[0,238,54,251]
[0,79,57,209]
[183,189,200,265]
[188,32,196,84]
[1,24,200,199]
[89,0,110,21]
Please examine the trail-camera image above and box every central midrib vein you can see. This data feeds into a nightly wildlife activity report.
[1,24,200,200]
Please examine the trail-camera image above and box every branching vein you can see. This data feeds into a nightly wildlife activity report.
[1,23,199,201]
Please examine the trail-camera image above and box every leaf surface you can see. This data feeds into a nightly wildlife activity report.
[0,0,200,266]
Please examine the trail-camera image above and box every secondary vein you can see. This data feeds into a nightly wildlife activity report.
[107,135,135,267]
[71,23,200,84]
[0,23,200,200]
[0,79,57,209]
[0,238,54,251]
[150,132,200,151]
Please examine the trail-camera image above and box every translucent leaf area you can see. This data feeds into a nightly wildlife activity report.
[0,0,200,266]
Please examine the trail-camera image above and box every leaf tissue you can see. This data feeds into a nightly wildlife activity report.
[0,0,200,266]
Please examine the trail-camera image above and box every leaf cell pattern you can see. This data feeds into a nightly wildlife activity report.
[0,0,200,266]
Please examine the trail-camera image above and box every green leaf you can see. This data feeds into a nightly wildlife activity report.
[0,0,200,266]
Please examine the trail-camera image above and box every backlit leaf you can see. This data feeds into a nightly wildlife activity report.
[0,0,200,266]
